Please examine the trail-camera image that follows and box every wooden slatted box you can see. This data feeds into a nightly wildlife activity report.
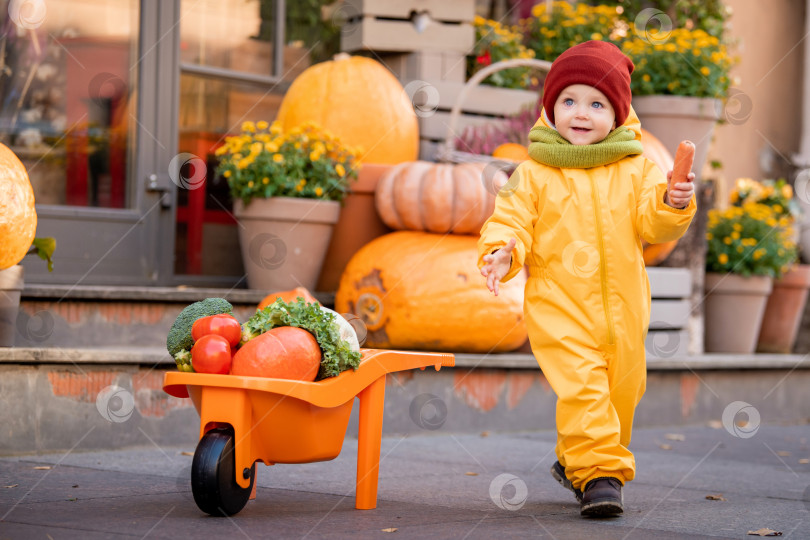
[647,267,692,360]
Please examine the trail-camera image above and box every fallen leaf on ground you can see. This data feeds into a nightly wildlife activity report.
[798,459,809,464]
[381,528,398,533]
[659,443,672,450]
[708,420,723,429]
[180,451,194,456]
[33,466,51,470]
[480,431,490,438]
[776,451,790,457]
[665,433,685,441]
[747,528,782,536]
[465,472,479,476]
[4,484,18,488]
[705,494,725,501]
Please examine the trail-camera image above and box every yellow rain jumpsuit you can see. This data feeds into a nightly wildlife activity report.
[478,109,696,490]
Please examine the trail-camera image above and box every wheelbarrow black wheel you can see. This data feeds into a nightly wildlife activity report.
[191,427,255,516]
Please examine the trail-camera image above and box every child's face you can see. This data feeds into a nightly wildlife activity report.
[553,84,617,145]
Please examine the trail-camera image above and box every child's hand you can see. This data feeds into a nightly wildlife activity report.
[665,169,696,209]
[480,238,516,296]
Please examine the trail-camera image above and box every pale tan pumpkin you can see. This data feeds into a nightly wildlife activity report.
[0,143,36,270]
[375,161,508,235]
[640,128,679,266]
[276,54,419,165]
[335,231,527,353]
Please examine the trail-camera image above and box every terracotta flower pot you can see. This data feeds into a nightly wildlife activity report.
[316,164,393,293]
[756,265,810,353]
[0,265,24,347]
[632,95,721,179]
[704,272,773,353]
[233,197,340,292]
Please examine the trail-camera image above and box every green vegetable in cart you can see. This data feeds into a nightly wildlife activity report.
[174,349,194,372]
[167,298,233,366]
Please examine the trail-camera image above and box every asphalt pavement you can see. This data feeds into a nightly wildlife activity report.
[1,423,809,539]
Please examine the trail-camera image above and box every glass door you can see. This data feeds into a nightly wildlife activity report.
[172,0,338,286]
[6,0,172,285]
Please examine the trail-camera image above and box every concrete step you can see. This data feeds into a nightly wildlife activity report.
[3,346,809,456]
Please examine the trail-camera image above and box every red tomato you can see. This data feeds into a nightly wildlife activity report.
[191,334,233,374]
[191,314,241,346]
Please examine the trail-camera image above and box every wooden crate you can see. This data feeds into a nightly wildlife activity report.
[340,0,475,53]
[378,51,468,83]
[343,0,475,22]
[647,267,692,360]
[411,80,540,161]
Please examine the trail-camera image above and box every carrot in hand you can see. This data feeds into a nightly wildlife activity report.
[672,140,695,183]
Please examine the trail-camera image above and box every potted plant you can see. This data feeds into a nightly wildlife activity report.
[704,201,797,353]
[1,238,55,347]
[216,120,359,292]
[728,178,809,352]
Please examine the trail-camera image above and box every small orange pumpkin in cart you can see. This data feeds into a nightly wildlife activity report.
[231,326,322,381]
[257,287,318,311]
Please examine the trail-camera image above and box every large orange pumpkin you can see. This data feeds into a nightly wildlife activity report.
[640,129,679,266]
[336,231,527,353]
[375,161,508,235]
[276,54,419,165]
[0,143,36,270]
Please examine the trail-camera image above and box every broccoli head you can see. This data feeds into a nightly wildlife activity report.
[166,298,233,356]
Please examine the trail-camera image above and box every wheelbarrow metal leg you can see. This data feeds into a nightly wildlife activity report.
[355,374,386,510]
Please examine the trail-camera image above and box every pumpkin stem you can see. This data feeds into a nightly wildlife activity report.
[333,52,351,62]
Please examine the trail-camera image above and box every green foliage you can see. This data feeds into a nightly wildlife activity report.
[216,121,359,207]
[621,28,731,97]
[706,204,797,278]
[593,0,729,39]
[516,1,733,98]
[242,298,361,380]
[166,298,233,357]
[521,1,623,62]
[730,178,802,221]
[28,237,56,272]
[258,0,341,65]
[468,16,537,89]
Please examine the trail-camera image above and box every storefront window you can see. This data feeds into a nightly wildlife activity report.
[175,0,324,276]
[0,0,139,208]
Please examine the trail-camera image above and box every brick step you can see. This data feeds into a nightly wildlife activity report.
[15,285,334,349]
[16,269,695,354]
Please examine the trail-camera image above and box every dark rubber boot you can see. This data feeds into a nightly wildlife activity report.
[580,477,623,517]
[550,461,582,502]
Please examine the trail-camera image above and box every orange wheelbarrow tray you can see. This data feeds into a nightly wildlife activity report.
[163,348,454,516]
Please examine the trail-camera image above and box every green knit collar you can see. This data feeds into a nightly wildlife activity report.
[527,125,643,168]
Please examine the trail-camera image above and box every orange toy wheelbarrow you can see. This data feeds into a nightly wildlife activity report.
[163,348,454,516]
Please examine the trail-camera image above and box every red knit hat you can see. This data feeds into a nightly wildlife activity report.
[542,40,634,127]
